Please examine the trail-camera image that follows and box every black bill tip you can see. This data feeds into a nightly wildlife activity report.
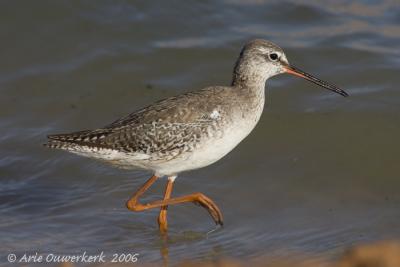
[284,65,349,97]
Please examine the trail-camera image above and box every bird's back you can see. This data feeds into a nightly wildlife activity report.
[46,85,263,174]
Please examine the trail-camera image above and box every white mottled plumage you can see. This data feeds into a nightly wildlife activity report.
[48,86,265,177]
[44,39,349,229]
[46,39,348,178]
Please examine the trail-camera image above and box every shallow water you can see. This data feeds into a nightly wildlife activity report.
[1,1,400,266]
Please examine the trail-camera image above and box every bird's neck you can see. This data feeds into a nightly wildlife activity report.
[231,65,266,113]
[231,73,267,104]
[231,72,266,90]
[231,58,268,95]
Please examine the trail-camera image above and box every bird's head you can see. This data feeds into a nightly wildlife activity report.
[232,39,348,97]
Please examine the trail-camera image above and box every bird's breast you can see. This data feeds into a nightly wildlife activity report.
[181,95,265,170]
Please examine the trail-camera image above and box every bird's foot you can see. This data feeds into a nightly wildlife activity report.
[193,193,224,226]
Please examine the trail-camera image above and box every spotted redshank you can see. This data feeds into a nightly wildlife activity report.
[46,39,348,233]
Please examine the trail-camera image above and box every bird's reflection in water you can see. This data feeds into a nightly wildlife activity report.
[159,226,224,267]
[160,232,169,267]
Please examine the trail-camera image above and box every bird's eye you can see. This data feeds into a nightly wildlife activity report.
[269,53,279,61]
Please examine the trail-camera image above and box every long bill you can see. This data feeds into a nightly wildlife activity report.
[284,65,349,97]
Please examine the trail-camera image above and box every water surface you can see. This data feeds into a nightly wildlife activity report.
[1,1,400,266]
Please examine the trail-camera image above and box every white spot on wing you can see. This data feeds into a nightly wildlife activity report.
[210,110,220,120]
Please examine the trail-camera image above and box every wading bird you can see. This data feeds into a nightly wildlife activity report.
[46,39,348,233]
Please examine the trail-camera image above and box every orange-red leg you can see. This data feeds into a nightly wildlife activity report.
[126,175,223,227]
[158,177,174,234]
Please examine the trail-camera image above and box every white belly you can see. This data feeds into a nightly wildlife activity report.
[154,107,264,176]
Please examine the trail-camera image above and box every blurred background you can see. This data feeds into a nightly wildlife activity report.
[1,0,399,266]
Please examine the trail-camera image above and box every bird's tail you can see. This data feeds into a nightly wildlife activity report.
[44,130,88,151]
[44,129,113,152]
[44,139,82,152]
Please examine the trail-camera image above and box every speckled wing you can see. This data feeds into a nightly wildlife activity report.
[46,86,232,159]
